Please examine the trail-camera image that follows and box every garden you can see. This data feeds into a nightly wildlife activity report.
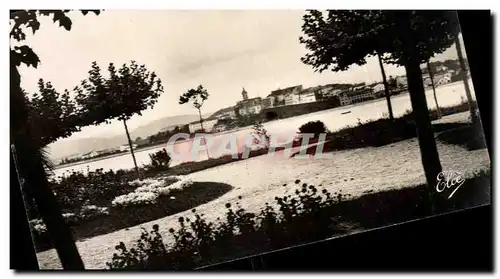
[30,100,484,254]
[105,168,490,270]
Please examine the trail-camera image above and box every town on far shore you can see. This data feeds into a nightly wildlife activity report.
[59,59,464,166]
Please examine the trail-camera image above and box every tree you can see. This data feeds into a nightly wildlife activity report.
[300,10,460,203]
[179,85,209,132]
[454,36,477,122]
[75,61,164,177]
[10,9,101,270]
[376,52,394,121]
[427,60,442,119]
[25,79,84,147]
[179,85,210,158]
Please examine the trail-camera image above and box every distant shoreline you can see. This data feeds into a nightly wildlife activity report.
[54,80,468,170]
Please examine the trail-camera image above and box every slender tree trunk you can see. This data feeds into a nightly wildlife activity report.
[427,61,442,119]
[454,35,477,121]
[197,108,205,132]
[405,57,443,210]
[10,63,84,269]
[122,119,140,177]
[377,52,394,121]
[197,108,210,159]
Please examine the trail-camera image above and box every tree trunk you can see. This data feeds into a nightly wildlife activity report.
[377,52,394,121]
[454,35,477,120]
[197,108,210,159]
[123,119,140,177]
[405,57,443,196]
[10,149,40,270]
[197,108,205,132]
[427,61,442,119]
[10,63,84,270]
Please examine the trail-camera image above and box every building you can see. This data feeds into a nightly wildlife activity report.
[267,85,303,106]
[237,97,262,115]
[119,144,138,152]
[395,76,408,88]
[297,91,317,104]
[338,87,375,106]
[188,117,218,133]
[322,88,343,98]
[241,87,249,100]
[436,75,451,85]
[261,96,275,108]
[236,87,262,116]
[284,93,299,105]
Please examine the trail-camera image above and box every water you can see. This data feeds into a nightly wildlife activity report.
[54,81,475,178]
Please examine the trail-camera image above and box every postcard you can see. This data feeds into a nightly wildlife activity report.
[10,10,491,270]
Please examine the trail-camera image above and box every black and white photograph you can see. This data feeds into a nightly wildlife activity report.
[10,9,492,270]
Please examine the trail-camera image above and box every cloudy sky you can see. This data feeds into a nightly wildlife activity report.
[15,10,463,141]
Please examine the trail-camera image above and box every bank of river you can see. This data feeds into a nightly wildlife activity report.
[53,81,475,177]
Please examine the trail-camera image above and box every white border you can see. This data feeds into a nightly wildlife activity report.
[3,1,498,278]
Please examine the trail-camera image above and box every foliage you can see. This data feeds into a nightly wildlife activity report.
[23,80,81,146]
[251,122,270,148]
[74,61,164,125]
[299,10,459,71]
[179,85,209,111]
[106,166,491,270]
[10,10,102,269]
[298,121,328,137]
[50,169,140,211]
[10,10,100,68]
[106,179,352,269]
[111,178,193,208]
[148,148,172,171]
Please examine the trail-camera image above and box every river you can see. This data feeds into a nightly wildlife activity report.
[53,81,475,178]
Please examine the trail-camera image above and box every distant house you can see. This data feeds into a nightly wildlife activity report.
[237,97,262,116]
[395,76,408,88]
[261,96,275,108]
[284,93,299,105]
[188,117,218,133]
[436,75,452,85]
[372,83,385,97]
[235,87,263,116]
[120,144,138,152]
[338,87,375,106]
[268,85,303,106]
[298,91,317,104]
[322,88,343,98]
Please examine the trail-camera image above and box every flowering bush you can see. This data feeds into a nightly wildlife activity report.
[107,179,350,269]
[29,219,47,234]
[78,205,110,221]
[50,168,141,211]
[112,177,194,208]
[112,192,159,207]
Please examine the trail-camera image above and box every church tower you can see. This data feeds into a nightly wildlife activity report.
[242,87,249,100]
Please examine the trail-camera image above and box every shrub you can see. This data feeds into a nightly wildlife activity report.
[148,148,172,171]
[111,178,192,208]
[298,121,328,137]
[251,122,270,148]
[50,168,140,211]
[106,179,350,269]
[107,168,491,270]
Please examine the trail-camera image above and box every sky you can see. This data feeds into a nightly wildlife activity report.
[14,10,464,141]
